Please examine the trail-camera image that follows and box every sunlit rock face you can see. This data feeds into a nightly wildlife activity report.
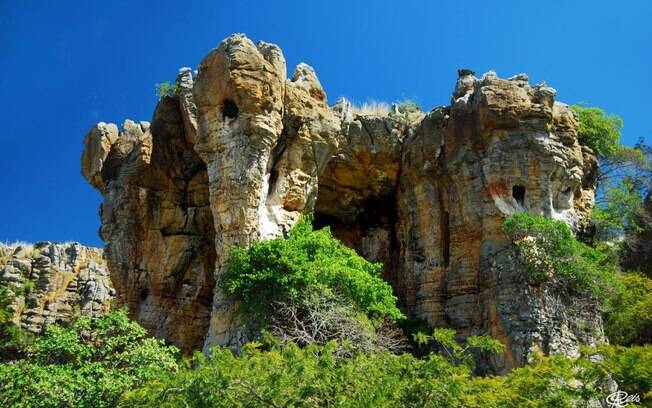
[82,34,602,371]
[82,98,216,353]
[396,71,600,372]
[0,242,114,333]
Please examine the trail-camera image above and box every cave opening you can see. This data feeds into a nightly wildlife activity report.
[139,288,149,301]
[222,99,239,119]
[313,194,400,289]
[512,185,526,207]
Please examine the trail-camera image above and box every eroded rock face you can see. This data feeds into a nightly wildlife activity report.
[82,34,602,370]
[0,242,114,333]
[82,97,216,353]
[395,72,601,372]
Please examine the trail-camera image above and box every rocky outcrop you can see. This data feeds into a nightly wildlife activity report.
[81,97,216,353]
[395,71,601,372]
[0,242,114,333]
[82,34,602,370]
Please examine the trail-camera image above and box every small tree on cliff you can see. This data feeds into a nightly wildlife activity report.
[221,216,407,355]
[571,105,651,241]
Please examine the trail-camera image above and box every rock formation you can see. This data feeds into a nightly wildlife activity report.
[82,34,603,370]
[0,242,114,333]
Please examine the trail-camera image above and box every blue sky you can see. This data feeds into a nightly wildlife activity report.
[1,0,650,246]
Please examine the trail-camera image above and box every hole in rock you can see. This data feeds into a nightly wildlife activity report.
[442,210,450,267]
[268,168,279,196]
[313,194,400,290]
[222,99,239,119]
[512,185,526,207]
[139,288,149,301]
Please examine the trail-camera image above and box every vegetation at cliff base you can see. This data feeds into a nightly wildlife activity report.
[1,214,652,406]
[222,216,402,320]
[0,309,179,408]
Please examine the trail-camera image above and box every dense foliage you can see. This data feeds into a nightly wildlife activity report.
[571,105,651,241]
[604,272,652,345]
[221,216,403,323]
[0,286,31,361]
[121,340,651,407]
[0,309,179,408]
[502,212,619,299]
[571,104,623,158]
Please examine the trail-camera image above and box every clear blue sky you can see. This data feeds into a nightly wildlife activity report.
[1,0,650,247]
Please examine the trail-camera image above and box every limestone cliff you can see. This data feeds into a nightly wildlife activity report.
[82,34,602,370]
[0,242,114,333]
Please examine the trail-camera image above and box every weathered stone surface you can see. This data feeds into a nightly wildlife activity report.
[0,242,114,333]
[82,34,603,370]
[85,97,217,353]
[396,72,602,372]
[315,102,406,289]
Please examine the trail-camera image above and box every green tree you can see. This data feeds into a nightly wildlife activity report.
[0,286,30,361]
[604,272,652,345]
[571,104,623,158]
[502,212,620,299]
[221,216,403,323]
[0,309,179,408]
[221,216,405,355]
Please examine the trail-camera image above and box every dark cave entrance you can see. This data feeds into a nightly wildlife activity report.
[512,185,526,207]
[222,99,239,119]
[313,194,400,289]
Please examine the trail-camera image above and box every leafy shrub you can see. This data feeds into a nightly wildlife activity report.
[413,328,504,369]
[155,81,179,98]
[221,217,404,355]
[221,216,403,323]
[570,105,623,158]
[582,344,652,402]
[604,272,652,345]
[122,339,652,407]
[502,212,620,299]
[0,309,179,408]
[0,286,31,361]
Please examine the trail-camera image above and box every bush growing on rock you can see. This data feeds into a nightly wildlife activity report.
[154,81,179,98]
[503,212,620,300]
[221,217,405,354]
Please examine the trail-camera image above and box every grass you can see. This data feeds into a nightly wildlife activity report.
[352,100,391,116]
[348,99,425,126]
